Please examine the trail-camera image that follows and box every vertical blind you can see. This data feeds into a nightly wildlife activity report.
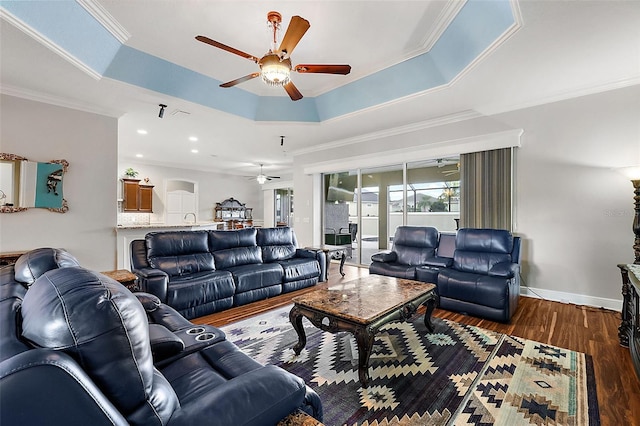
[460,147,513,230]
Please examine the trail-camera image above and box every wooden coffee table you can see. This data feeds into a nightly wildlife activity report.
[289,275,437,387]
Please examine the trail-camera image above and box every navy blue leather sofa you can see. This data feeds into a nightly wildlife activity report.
[0,248,323,426]
[369,227,521,323]
[131,227,324,319]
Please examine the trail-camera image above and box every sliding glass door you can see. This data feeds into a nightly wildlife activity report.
[322,157,461,267]
[406,159,459,232]
[359,165,403,264]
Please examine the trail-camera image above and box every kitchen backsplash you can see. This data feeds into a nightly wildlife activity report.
[117,212,150,226]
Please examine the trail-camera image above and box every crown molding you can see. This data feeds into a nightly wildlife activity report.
[479,75,640,117]
[0,7,102,80]
[420,0,468,52]
[1,84,123,118]
[76,0,130,44]
[302,129,524,175]
[292,109,482,157]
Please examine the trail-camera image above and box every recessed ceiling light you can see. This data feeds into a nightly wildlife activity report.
[136,154,143,158]
[189,136,198,142]
[137,129,148,135]
[191,149,199,154]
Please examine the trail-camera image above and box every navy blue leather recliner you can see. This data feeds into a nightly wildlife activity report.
[437,228,521,323]
[0,248,323,426]
[368,226,439,279]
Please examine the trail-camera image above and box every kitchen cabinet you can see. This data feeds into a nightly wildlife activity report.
[122,179,154,212]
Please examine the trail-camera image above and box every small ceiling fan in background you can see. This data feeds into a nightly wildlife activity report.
[196,11,351,101]
[247,164,280,184]
[422,157,459,177]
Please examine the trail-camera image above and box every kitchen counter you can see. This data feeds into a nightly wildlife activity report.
[116,222,223,230]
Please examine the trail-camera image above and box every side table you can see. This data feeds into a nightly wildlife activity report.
[101,269,139,292]
[305,245,347,280]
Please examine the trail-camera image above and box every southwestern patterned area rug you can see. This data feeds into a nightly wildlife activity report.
[220,306,600,426]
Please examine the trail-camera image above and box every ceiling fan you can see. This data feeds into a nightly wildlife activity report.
[247,164,280,184]
[196,11,351,101]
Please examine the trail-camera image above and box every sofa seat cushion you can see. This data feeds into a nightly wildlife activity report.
[167,270,235,311]
[437,269,511,310]
[277,258,321,283]
[161,341,306,426]
[369,262,416,280]
[227,263,284,293]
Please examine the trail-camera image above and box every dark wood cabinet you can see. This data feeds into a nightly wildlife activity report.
[618,263,640,381]
[123,179,154,212]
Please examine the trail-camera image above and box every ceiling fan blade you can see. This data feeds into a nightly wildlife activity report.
[267,176,281,179]
[277,16,310,57]
[294,64,351,75]
[195,35,259,63]
[220,72,261,88]
[283,81,303,101]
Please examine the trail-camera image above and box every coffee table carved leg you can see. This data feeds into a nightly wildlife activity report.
[354,326,375,388]
[423,295,437,333]
[289,306,307,355]
[339,251,346,277]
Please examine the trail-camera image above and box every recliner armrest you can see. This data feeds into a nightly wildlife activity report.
[488,262,519,278]
[295,248,317,259]
[131,268,169,302]
[148,324,185,363]
[423,256,453,268]
[371,251,396,263]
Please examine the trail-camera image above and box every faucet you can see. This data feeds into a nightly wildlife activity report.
[184,212,196,223]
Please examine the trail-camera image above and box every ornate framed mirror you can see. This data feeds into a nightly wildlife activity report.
[0,153,69,213]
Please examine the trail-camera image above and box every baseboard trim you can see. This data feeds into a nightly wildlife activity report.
[520,286,622,312]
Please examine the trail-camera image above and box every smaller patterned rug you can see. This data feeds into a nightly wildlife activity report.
[221,306,600,426]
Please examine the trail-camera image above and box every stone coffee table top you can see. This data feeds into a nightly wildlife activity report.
[291,275,436,324]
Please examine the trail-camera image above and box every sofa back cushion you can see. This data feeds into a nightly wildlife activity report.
[146,231,214,277]
[391,226,439,266]
[453,228,514,274]
[209,228,262,269]
[13,248,80,286]
[21,267,179,424]
[256,227,297,262]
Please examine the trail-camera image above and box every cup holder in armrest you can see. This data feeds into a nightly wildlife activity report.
[186,327,206,335]
[195,332,216,341]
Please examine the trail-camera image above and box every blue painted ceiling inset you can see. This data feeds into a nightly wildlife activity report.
[1,0,516,123]
[1,0,121,76]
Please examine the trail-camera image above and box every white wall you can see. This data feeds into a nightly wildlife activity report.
[117,161,263,224]
[0,95,118,270]
[293,85,640,309]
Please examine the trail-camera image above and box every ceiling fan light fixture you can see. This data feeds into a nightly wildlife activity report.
[260,54,291,86]
[256,174,267,184]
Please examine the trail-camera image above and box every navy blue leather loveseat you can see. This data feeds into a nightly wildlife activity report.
[131,227,324,320]
[0,248,323,425]
[370,227,521,323]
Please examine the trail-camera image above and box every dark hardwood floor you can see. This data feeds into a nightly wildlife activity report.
[193,263,640,426]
